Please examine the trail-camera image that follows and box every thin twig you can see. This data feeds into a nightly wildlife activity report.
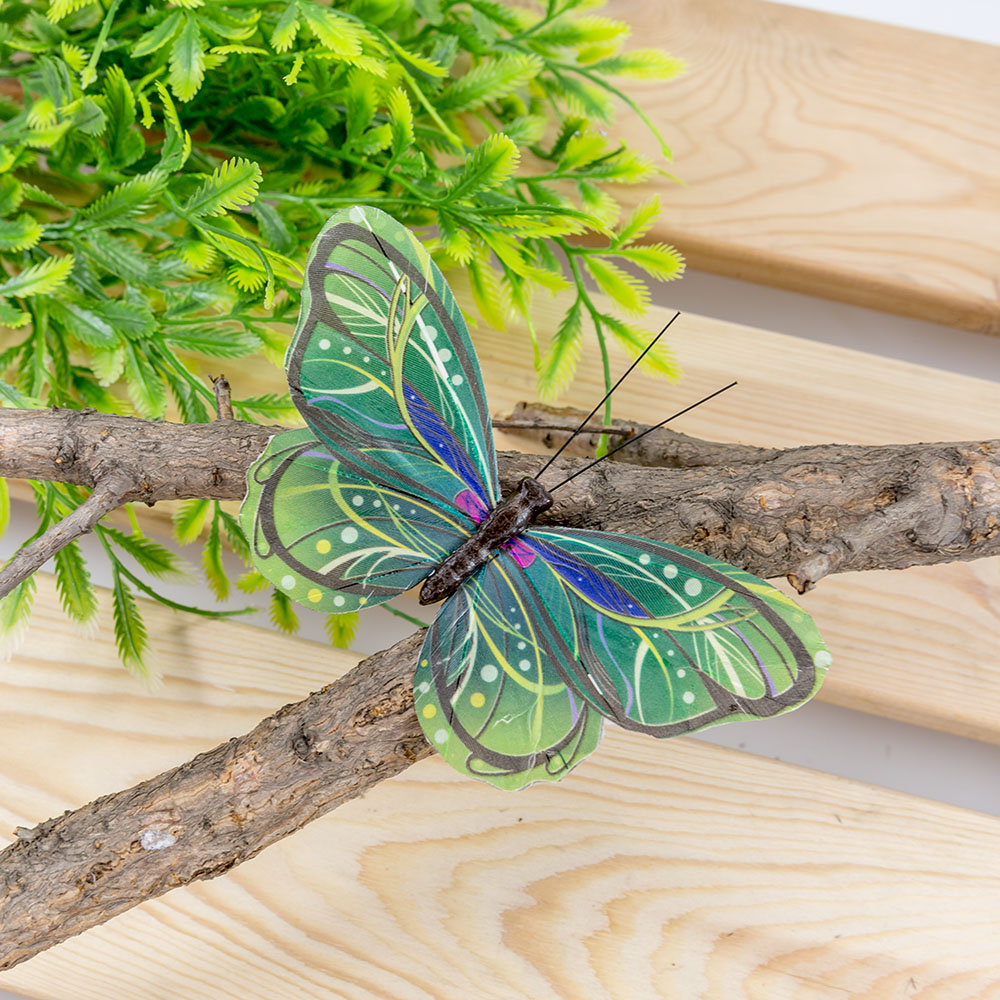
[491,418,632,437]
[210,374,233,420]
[0,470,134,599]
[497,402,779,467]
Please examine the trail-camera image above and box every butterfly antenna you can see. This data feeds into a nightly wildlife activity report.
[547,380,738,492]
[534,312,681,482]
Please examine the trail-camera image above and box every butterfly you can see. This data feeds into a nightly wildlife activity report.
[240,206,830,791]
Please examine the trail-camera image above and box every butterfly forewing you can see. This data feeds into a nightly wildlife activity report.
[520,527,830,734]
[290,205,499,515]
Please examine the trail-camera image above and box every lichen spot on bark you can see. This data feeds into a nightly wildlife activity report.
[140,829,177,851]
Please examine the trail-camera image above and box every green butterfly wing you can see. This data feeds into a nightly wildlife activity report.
[414,527,829,789]
[520,527,830,735]
[241,429,474,614]
[289,205,499,516]
[240,205,500,611]
[413,552,604,791]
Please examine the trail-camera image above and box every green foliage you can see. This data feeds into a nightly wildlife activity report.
[0,0,686,667]
[54,539,98,626]
[111,562,148,674]
[326,611,359,648]
[269,588,299,634]
[0,577,36,655]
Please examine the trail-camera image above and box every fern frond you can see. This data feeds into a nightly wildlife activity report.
[325,612,359,648]
[617,243,685,282]
[0,254,74,298]
[448,133,519,199]
[82,171,166,227]
[584,256,649,314]
[0,214,42,252]
[537,297,583,398]
[183,157,262,218]
[386,86,414,157]
[439,54,542,112]
[111,566,148,674]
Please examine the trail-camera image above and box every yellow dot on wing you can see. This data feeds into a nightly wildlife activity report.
[307,588,322,603]
[420,658,428,667]
[316,539,331,554]
[470,692,485,708]
[422,704,437,719]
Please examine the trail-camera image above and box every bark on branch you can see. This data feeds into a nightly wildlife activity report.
[1,406,995,587]
[0,469,134,598]
[0,405,998,969]
[0,632,430,971]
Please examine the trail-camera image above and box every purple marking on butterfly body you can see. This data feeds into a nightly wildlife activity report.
[420,478,551,604]
[454,489,536,568]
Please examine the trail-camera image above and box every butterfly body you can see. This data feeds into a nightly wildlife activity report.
[242,205,831,791]
[419,477,553,605]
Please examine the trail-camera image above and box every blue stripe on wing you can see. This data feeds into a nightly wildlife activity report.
[521,534,650,618]
[403,383,493,508]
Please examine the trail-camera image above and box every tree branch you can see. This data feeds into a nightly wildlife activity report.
[0,407,997,585]
[209,374,233,421]
[0,631,430,971]
[0,469,134,599]
[0,406,998,968]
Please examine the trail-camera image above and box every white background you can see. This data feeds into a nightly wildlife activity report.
[2,3,999,995]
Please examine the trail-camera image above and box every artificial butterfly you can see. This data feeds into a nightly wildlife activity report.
[241,206,830,791]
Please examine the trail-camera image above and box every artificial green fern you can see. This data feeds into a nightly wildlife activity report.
[0,0,686,669]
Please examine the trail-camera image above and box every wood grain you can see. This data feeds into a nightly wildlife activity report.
[3,576,1000,998]
[609,0,1000,333]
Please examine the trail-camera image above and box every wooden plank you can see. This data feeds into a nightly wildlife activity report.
[609,0,1000,333]
[4,576,1000,998]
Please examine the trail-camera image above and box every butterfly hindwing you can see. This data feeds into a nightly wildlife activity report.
[414,552,604,791]
[241,429,475,613]
[289,205,499,518]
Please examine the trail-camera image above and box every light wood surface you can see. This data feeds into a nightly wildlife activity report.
[4,299,999,994]
[609,0,1000,333]
[4,573,1000,999]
